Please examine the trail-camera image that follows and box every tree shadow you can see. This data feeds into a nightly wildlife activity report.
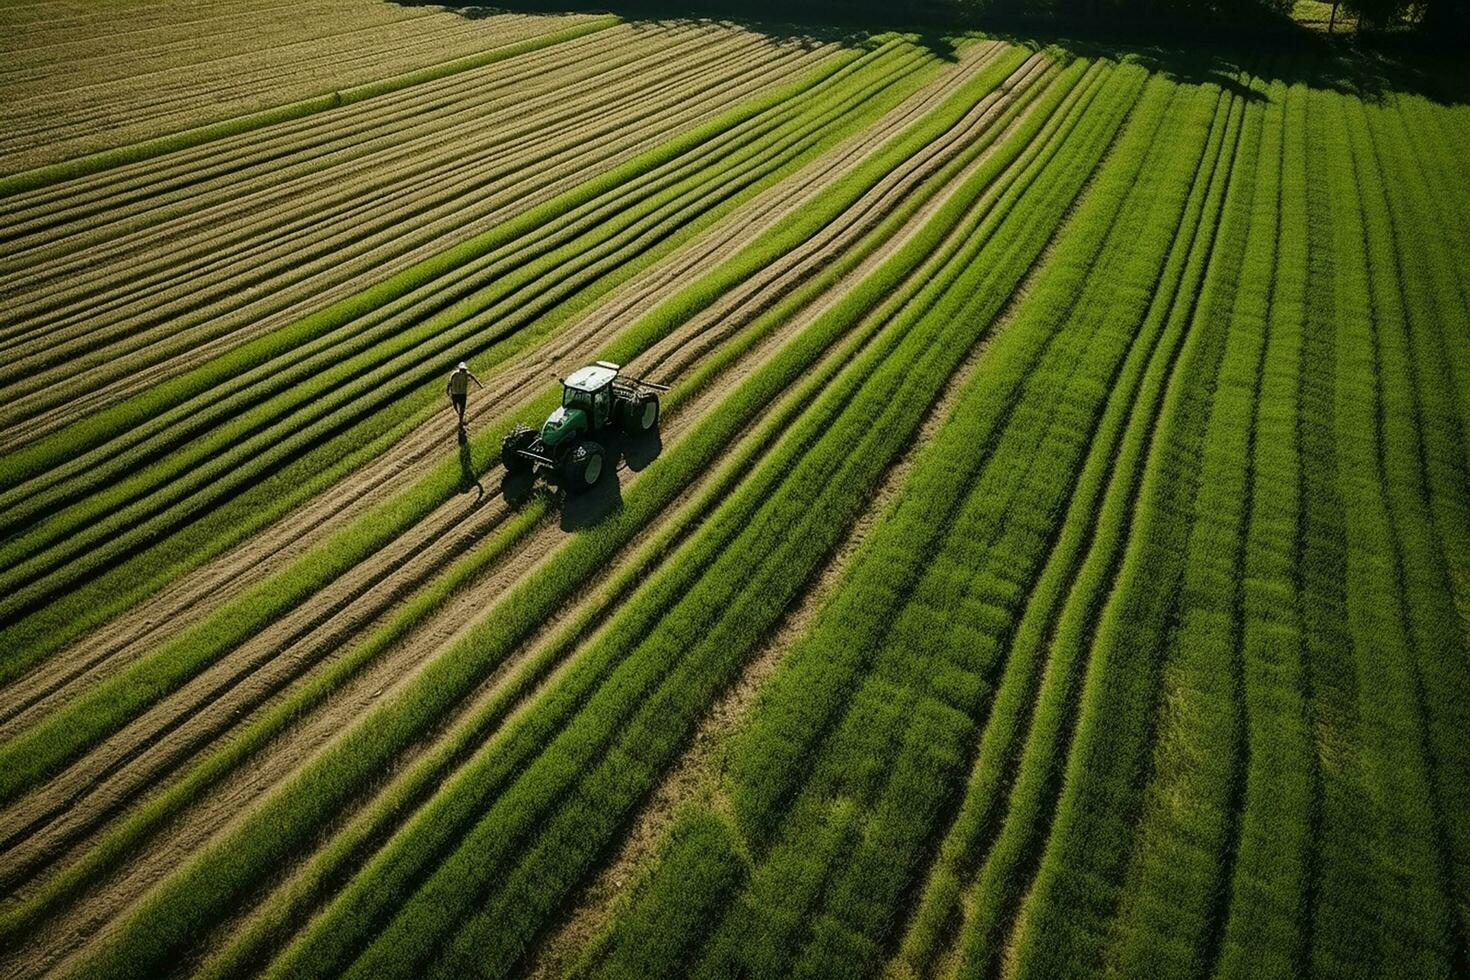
[399,0,1469,103]
[391,0,965,59]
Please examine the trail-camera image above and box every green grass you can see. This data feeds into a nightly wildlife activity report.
[1217,78,1314,977]
[897,63,1241,978]
[995,58,1261,979]
[692,63,1229,980]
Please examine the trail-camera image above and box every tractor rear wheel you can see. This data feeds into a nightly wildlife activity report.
[620,392,660,433]
[501,424,537,473]
[562,440,604,492]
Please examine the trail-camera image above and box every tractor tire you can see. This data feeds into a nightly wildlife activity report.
[620,392,660,433]
[562,440,604,493]
[501,424,537,473]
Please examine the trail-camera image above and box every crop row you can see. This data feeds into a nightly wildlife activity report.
[1,1,443,94]
[0,26,806,437]
[889,63,1242,979]
[1214,78,1312,976]
[997,64,1265,979]
[1,8,596,178]
[313,51,1140,980]
[1298,84,1454,975]
[1340,84,1470,964]
[0,41,922,686]
[1358,92,1470,940]
[0,40,1018,737]
[62,41,1094,979]
[0,18,625,247]
[0,40,1035,943]
[0,40,940,787]
[0,22,696,327]
[0,24,755,343]
[0,38,895,531]
[1100,68,1276,977]
[0,34,1034,934]
[665,67,1230,980]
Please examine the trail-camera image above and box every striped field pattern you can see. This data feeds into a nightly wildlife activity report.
[0,2,1466,978]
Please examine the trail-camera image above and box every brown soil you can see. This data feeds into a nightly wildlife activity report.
[0,6,602,174]
[0,26,822,444]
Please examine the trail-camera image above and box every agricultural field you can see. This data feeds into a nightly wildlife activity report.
[1,1,1467,977]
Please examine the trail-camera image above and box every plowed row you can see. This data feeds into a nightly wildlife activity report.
[2,5,1467,980]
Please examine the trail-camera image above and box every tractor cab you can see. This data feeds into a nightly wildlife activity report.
[560,363,617,427]
[542,362,618,447]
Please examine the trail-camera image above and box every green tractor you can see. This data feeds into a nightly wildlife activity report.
[501,361,667,492]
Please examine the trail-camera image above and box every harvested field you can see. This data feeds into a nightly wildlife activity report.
[1,2,1467,978]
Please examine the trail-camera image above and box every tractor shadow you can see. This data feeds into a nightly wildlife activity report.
[499,427,664,531]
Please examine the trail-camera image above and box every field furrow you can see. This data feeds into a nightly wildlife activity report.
[0,10,605,174]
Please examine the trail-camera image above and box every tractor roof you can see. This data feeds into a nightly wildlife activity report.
[563,363,619,392]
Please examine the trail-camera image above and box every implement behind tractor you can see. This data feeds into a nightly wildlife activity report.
[502,361,667,492]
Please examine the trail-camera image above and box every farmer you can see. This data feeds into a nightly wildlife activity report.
[446,361,483,429]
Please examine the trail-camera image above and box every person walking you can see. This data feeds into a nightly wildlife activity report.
[446,361,483,429]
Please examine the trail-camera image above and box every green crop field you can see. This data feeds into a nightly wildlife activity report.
[1,1,1467,977]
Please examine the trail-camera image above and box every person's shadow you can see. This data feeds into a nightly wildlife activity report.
[457,428,484,499]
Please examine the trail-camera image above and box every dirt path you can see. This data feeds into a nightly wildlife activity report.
[0,43,1050,980]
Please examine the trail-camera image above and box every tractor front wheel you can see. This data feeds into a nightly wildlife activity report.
[562,440,605,492]
[501,424,537,473]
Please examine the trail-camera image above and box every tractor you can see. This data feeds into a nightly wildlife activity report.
[501,361,666,492]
